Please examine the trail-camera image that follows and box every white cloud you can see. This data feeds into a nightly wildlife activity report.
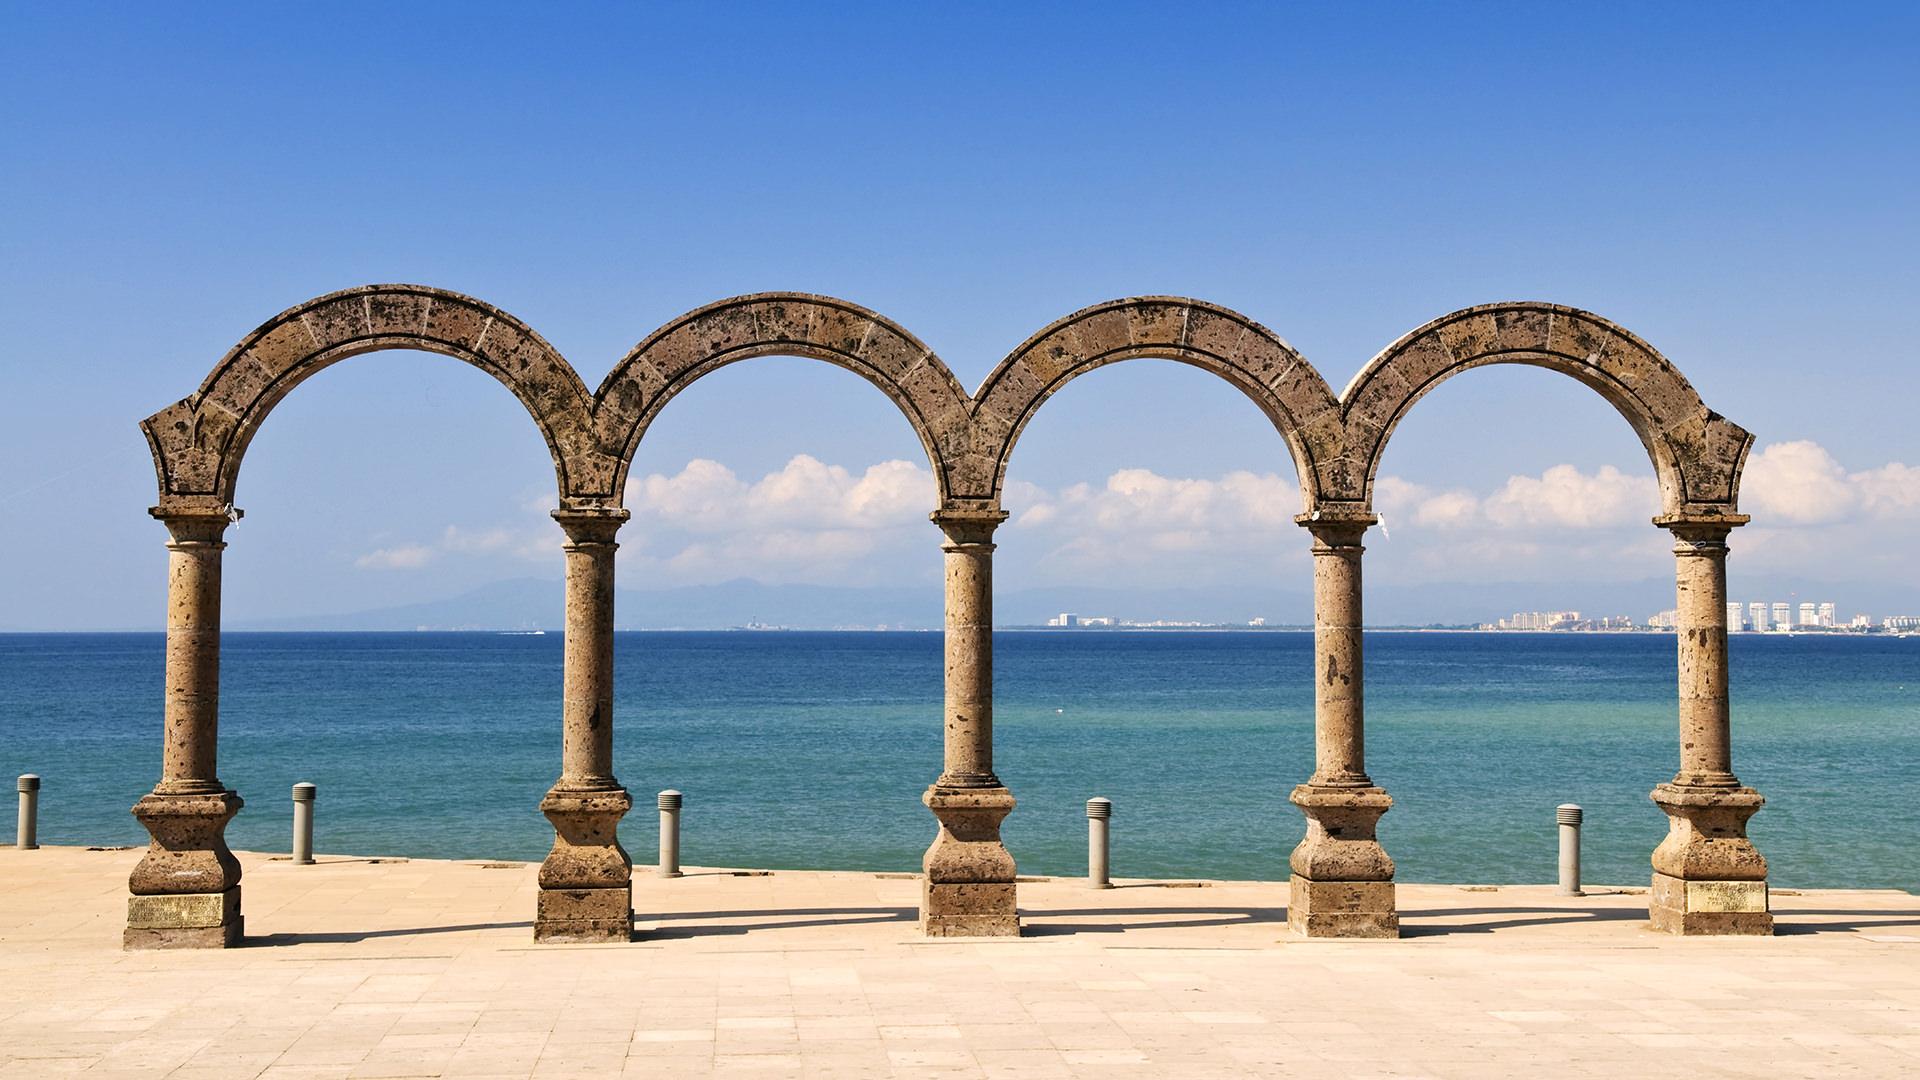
[1481,464,1659,529]
[1742,440,1920,524]
[354,441,1919,590]
[629,455,934,533]
[354,543,435,570]
[1375,464,1657,531]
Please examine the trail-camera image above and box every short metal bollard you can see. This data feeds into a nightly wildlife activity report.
[1086,797,1113,889]
[1557,803,1583,896]
[657,790,683,878]
[16,775,39,850]
[291,782,316,865]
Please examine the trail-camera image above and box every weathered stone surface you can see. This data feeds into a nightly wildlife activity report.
[922,882,1020,937]
[922,787,1018,937]
[536,885,632,923]
[123,921,243,950]
[1343,303,1752,518]
[1288,876,1397,939]
[919,507,1018,937]
[1650,872,1772,935]
[128,791,243,896]
[127,886,240,929]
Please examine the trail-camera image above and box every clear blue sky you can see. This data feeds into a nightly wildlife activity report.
[3,3,1916,628]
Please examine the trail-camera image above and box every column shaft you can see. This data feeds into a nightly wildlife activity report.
[159,514,229,794]
[559,515,621,789]
[1670,527,1735,786]
[940,518,998,785]
[1309,522,1370,786]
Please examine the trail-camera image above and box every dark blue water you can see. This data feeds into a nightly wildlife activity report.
[1,631,1914,891]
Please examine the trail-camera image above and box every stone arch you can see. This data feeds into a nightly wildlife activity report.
[140,285,604,509]
[971,298,1345,509]
[592,293,972,504]
[1337,303,1753,516]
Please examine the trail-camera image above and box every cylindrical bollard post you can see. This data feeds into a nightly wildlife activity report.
[291,782,316,865]
[1086,797,1112,889]
[16,775,39,850]
[1557,803,1583,896]
[658,790,683,878]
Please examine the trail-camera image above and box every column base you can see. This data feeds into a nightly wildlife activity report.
[921,785,1019,937]
[922,881,1020,937]
[534,885,633,943]
[1647,783,1770,936]
[1288,875,1399,939]
[124,886,243,949]
[1649,872,1771,936]
[1285,784,1397,938]
[537,786,633,942]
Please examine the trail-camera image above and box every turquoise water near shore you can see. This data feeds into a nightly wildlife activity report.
[1,631,1914,891]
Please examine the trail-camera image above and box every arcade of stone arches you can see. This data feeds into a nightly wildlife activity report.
[126,285,1768,948]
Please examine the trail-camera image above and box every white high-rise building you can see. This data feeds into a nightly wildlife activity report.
[1748,601,1769,633]
[1818,602,1836,628]
[1799,602,1818,627]
[1771,602,1792,630]
[1726,602,1744,632]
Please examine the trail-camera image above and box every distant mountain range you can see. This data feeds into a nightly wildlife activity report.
[219,575,1920,632]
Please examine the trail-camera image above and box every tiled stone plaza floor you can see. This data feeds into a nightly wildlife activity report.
[2,847,1917,1078]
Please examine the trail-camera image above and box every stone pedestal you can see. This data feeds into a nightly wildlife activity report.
[537,787,634,942]
[1288,785,1397,938]
[1649,783,1770,935]
[126,789,244,949]
[922,785,1018,937]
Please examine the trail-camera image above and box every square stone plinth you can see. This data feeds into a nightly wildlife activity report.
[1650,872,1772,935]
[1288,875,1398,938]
[922,881,1019,937]
[124,886,242,949]
[535,885,632,942]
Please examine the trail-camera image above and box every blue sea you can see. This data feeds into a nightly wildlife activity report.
[2,631,1914,892]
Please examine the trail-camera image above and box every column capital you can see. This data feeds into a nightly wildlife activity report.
[931,505,1008,547]
[552,506,630,545]
[151,500,240,545]
[1295,509,1375,549]
[1654,512,1748,548]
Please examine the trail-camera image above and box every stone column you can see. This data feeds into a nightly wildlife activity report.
[127,502,245,949]
[920,506,1019,937]
[1648,515,1770,935]
[536,507,635,942]
[1287,513,1397,938]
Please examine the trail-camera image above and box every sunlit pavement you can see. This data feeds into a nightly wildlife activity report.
[2,846,1917,1078]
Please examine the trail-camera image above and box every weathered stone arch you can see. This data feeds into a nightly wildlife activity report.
[593,293,972,505]
[140,284,604,510]
[1338,303,1753,516]
[971,298,1345,509]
